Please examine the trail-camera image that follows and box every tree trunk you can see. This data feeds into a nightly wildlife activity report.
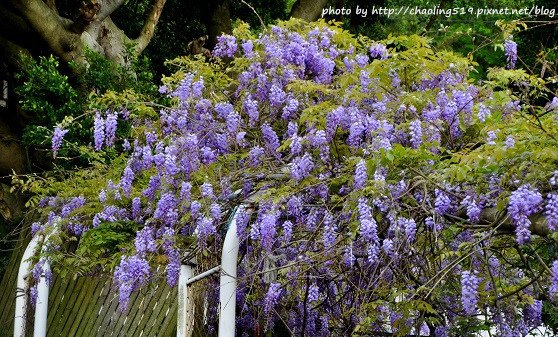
[202,0,233,49]
[290,0,329,22]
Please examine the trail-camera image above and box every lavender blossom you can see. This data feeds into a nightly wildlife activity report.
[504,39,518,69]
[114,255,151,308]
[477,103,490,122]
[52,126,69,158]
[409,119,422,148]
[291,153,314,181]
[508,185,542,244]
[369,43,388,60]
[546,193,558,231]
[434,189,452,215]
[248,146,265,168]
[550,260,558,299]
[504,135,515,149]
[461,270,480,315]
[105,111,118,147]
[264,282,282,315]
[353,159,367,190]
[93,112,105,151]
[213,34,237,58]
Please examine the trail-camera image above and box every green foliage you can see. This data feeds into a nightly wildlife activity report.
[16,55,82,148]
[14,46,158,168]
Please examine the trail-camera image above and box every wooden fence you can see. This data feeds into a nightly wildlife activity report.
[0,228,178,337]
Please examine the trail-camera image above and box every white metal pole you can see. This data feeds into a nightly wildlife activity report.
[14,234,41,337]
[218,205,243,337]
[33,257,50,337]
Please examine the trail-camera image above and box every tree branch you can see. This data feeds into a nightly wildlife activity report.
[69,1,101,33]
[8,0,80,62]
[44,0,58,14]
[134,0,167,54]
[0,35,32,68]
[96,0,126,22]
[455,206,551,238]
[0,4,41,50]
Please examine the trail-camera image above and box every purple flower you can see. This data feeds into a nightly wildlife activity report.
[120,166,134,197]
[434,189,452,215]
[369,43,388,60]
[190,200,202,218]
[286,195,302,218]
[399,217,417,242]
[213,34,237,58]
[154,193,178,226]
[291,153,314,181]
[135,226,157,256]
[434,326,448,337]
[242,40,254,57]
[461,196,481,223]
[308,284,319,303]
[545,97,558,111]
[486,130,498,145]
[131,197,141,219]
[114,255,151,308]
[550,171,558,186]
[477,103,490,122]
[546,193,558,231]
[550,260,558,299]
[508,185,542,244]
[504,39,518,69]
[259,212,277,251]
[180,182,192,203]
[243,95,259,126]
[353,159,367,190]
[504,135,515,149]
[290,135,302,156]
[344,243,355,267]
[210,203,222,221]
[281,97,299,120]
[196,216,216,247]
[269,83,286,107]
[282,220,293,242]
[322,212,336,248]
[461,270,480,315]
[409,119,422,148]
[524,300,542,327]
[93,112,105,151]
[248,146,265,168]
[261,123,280,153]
[192,77,204,98]
[52,126,69,158]
[264,282,281,315]
[105,111,118,147]
[200,182,214,199]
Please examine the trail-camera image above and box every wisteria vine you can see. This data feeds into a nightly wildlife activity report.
[31,20,558,336]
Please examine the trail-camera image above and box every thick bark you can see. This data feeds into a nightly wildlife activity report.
[0,36,32,68]
[290,0,329,22]
[9,0,82,63]
[6,0,167,65]
[203,0,233,48]
[134,0,168,54]
[0,120,25,176]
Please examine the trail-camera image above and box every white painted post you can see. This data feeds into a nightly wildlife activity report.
[14,234,41,337]
[33,257,50,337]
[218,206,243,337]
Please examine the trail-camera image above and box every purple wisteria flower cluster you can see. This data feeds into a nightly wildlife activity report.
[508,185,542,244]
